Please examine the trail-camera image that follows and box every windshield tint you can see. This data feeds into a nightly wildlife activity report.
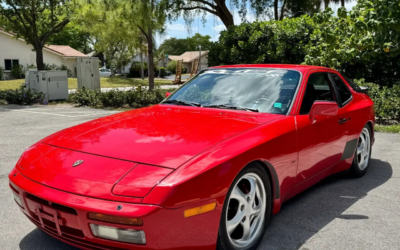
[163,68,301,114]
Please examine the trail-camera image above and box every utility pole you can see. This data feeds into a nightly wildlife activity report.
[198,45,202,72]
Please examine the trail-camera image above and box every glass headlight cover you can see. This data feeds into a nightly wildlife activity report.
[90,224,146,245]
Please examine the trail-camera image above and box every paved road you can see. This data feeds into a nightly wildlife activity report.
[0,105,399,250]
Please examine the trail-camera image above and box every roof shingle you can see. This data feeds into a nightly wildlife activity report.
[46,45,88,57]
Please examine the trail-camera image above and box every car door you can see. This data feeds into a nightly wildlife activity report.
[295,71,348,184]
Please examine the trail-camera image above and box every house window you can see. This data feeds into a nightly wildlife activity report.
[5,59,19,71]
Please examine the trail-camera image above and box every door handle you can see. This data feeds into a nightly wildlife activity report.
[338,118,348,124]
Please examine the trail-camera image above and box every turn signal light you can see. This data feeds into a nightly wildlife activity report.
[184,202,217,218]
[88,213,143,226]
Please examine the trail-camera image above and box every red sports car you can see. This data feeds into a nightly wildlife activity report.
[9,65,374,250]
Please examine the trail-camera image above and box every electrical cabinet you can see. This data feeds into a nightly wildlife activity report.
[77,57,100,90]
[27,70,68,103]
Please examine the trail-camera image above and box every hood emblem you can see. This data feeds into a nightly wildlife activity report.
[72,160,84,167]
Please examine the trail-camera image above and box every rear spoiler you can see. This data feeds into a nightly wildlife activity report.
[359,86,369,94]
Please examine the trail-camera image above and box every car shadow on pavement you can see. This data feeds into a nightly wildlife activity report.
[18,159,391,250]
[257,158,392,250]
[19,229,78,250]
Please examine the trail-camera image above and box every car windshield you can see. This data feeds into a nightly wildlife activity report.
[163,68,301,114]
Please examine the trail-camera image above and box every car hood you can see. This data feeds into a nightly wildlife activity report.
[42,105,282,169]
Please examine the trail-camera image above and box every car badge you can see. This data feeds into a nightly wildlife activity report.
[72,160,84,167]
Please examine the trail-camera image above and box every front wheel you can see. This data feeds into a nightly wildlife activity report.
[350,124,372,178]
[217,163,271,250]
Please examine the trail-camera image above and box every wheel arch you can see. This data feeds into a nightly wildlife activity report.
[366,120,374,141]
[247,160,280,213]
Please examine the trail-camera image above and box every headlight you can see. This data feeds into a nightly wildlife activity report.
[90,224,146,245]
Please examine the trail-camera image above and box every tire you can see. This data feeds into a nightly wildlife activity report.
[217,162,272,250]
[349,124,372,178]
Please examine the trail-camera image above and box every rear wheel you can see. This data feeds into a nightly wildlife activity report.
[217,163,271,250]
[350,124,372,177]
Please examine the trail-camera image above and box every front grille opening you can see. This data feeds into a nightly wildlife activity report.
[52,203,78,215]
[26,193,77,215]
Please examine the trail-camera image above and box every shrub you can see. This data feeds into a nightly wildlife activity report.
[0,86,44,105]
[70,87,102,107]
[155,67,166,77]
[128,62,148,78]
[39,64,72,77]
[354,79,400,120]
[210,0,400,86]
[60,65,73,77]
[209,15,314,66]
[70,86,170,108]
[0,66,4,80]
[167,60,177,74]
[11,64,24,79]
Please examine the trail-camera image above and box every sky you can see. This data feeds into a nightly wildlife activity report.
[155,0,358,47]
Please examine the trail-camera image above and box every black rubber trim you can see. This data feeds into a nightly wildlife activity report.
[262,160,280,199]
[340,138,358,160]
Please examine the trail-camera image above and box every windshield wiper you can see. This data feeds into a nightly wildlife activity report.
[203,104,258,112]
[162,99,202,107]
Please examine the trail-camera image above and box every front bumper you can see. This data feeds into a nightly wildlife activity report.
[9,168,220,250]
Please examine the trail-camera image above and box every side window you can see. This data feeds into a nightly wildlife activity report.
[300,73,336,115]
[331,74,352,105]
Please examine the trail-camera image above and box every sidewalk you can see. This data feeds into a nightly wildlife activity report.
[68,85,179,94]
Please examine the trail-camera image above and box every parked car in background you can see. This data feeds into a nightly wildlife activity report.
[165,70,172,76]
[99,68,112,77]
[9,65,374,250]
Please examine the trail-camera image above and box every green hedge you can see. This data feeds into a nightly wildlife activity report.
[0,86,44,105]
[210,0,400,87]
[70,86,175,108]
[355,79,400,120]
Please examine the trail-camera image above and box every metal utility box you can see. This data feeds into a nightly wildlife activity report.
[27,70,68,103]
[77,57,100,90]
[25,69,37,87]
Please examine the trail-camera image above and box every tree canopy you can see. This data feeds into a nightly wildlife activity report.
[209,0,400,86]
[47,22,91,53]
[0,0,72,70]
[158,33,212,55]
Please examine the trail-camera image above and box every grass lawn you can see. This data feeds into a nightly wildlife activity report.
[375,124,400,134]
[0,77,173,90]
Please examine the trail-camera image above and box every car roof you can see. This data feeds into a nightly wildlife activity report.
[209,64,332,74]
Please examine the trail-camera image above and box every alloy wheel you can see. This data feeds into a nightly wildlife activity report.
[357,127,371,170]
[225,173,266,248]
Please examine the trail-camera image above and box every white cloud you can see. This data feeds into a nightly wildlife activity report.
[166,23,186,32]
[213,24,226,33]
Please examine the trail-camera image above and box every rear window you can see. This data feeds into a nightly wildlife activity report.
[331,74,352,105]
[343,76,363,93]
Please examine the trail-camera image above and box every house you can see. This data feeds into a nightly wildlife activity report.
[120,52,149,75]
[0,28,88,79]
[159,51,209,73]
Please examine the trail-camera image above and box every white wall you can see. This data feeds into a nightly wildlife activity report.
[121,53,149,74]
[63,58,78,77]
[0,31,77,78]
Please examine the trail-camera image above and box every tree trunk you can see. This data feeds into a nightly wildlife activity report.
[147,27,155,91]
[35,44,45,70]
[279,0,287,20]
[324,0,330,10]
[274,0,279,20]
[140,49,144,80]
[341,0,345,6]
[215,1,234,28]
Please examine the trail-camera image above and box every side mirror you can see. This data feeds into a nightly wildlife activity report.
[165,92,171,98]
[309,101,338,124]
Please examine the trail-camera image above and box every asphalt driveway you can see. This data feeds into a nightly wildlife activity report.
[0,104,399,250]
